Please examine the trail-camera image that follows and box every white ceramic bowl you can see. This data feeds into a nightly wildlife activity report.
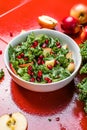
[4,29,82,92]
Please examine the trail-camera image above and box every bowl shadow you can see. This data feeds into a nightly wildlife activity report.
[11,80,75,116]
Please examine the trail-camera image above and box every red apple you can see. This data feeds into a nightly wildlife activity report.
[70,4,87,24]
[80,26,87,42]
[61,16,81,35]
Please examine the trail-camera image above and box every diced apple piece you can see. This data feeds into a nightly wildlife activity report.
[0,112,28,130]
[45,59,55,67]
[67,62,75,73]
[38,15,58,29]
[62,44,68,49]
[43,48,52,57]
[66,52,72,59]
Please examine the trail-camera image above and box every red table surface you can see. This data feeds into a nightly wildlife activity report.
[0,0,87,130]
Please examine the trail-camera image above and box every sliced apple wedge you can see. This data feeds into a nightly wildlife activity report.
[0,112,28,130]
[38,15,58,29]
[66,52,72,59]
[45,59,55,67]
[62,44,68,49]
[67,62,75,73]
[43,48,52,57]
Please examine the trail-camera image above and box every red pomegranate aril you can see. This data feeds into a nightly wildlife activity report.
[36,77,41,82]
[56,42,60,46]
[57,44,61,48]
[39,55,44,59]
[44,77,52,83]
[27,70,31,75]
[42,43,47,48]
[31,72,34,76]
[28,65,32,71]
[0,50,2,55]
[37,70,42,77]
[48,79,52,83]
[45,39,49,44]
[28,69,34,76]
[41,60,45,64]
[17,55,21,59]
[24,57,29,61]
[47,65,53,70]
[33,41,38,47]
[20,53,24,58]
[44,77,49,81]
[30,77,35,82]
[54,60,59,66]
[37,59,42,65]
[10,32,13,37]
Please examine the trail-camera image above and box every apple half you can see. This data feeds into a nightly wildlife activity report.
[38,15,58,29]
[0,112,28,130]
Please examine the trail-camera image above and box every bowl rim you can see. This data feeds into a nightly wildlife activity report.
[4,29,82,87]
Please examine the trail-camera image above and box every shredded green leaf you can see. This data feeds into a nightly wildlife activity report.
[0,69,4,79]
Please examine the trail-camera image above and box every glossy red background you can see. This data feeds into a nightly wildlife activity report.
[0,0,87,130]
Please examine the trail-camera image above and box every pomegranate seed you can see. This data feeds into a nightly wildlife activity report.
[24,57,29,61]
[30,77,35,82]
[33,41,38,48]
[56,42,60,46]
[47,65,53,70]
[28,65,32,71]
[37,59,42,65]
[48,79,52,83]
[41,60,45,64]
[45,39,49,44]
[28,69,34,76]
[57,44,61,48]
[36,77,41,82]
[0,50,2,55]
[20,53,24,58]
[54,60,59,66]
[37,70,42,77]
[44,77,49,81]
[17,55,21,59]
[31,72,34,76]
[44,77,52,83]
[42,43,47,48]
[56,117,60,121]
[10,32,13,37]
[39,55,44,59]
[27,70,31,75]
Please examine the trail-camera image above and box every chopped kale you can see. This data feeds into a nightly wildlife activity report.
[0,69,4,79]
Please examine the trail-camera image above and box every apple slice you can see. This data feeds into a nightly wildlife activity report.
[0,112,28,130]
[67,62,75,73]
[38,15,58,29]
[66,52,72,59]
[62,44,68,49]
[43,48,52,57]
[45,59,55,67]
